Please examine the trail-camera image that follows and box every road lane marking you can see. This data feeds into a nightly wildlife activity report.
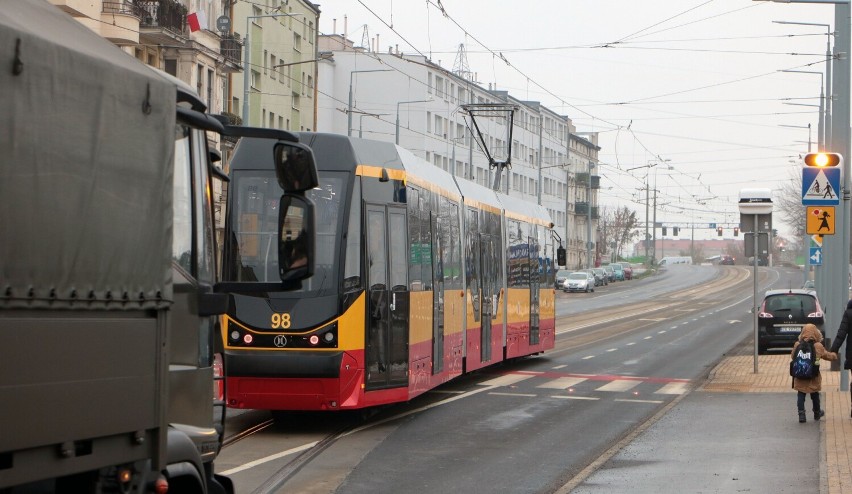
[615,398,664,404]
[479,374,535,387]
[655,382,690,395]
[489,392,537,397]
[582,355,595,360]
[643,336,652,340]
[538,377,588,389]
[553,364,568,369]
[220,442,317,476]
[596,380,641,392]
[626,342,636,346]
[606,348,617,352]
[552,395,600,401]
[657,330,666,334]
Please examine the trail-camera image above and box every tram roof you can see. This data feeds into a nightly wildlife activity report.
[497,192,553,227]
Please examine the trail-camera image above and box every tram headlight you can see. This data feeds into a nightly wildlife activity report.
[230,330,240,341]
[323,332,334,343]
[309,335,320,345]
[243,334,253,345]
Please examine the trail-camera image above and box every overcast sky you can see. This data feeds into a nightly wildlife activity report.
[315,0,839,239]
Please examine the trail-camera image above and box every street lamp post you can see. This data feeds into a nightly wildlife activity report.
[774,20,833,145]
[779,123,813,152]
[395,99,432,144]
[358,112,389,138]
[780,69,825,149]
[348,69,392,137]
[242,13,305,126]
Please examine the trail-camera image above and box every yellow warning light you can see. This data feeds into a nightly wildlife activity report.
[803,152,841,167]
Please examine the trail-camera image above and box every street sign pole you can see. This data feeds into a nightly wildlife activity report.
[753,214,759,374]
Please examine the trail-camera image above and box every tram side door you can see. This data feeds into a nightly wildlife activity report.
[479,233,494,362]
[432,212,444,375]
[365,205,409,389]
[529,234,540,345]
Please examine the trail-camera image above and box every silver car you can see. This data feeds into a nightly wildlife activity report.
[563,271,595,293]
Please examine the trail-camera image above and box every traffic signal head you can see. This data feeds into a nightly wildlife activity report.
[717,227,723,236]
[734,227,739,237]
[673,227,679,236]
[803,152,842,167]
[662,226,667,236]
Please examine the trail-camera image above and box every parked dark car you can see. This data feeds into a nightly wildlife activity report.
[591,267,609,286]
[720,255,735,265]
[616,262,633,280]
[757,289,824,354]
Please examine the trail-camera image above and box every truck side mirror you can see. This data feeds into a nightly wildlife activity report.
[274,141,319,193]
[278,194,315,282]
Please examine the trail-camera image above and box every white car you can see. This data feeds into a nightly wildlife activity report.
[563,271,595,293]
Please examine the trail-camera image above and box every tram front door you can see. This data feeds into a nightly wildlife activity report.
[365,205,409,390]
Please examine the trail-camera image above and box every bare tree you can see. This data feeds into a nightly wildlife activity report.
[775,167,805,249]
[599,206,640,261]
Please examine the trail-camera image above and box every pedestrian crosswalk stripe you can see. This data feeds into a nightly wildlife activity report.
[615,398,663,404]
[596,380,641,392]
[479,374,535,387]
[654,382,689,395]
[537,377,588,389]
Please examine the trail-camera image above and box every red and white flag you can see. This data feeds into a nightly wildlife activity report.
[187,11,207,32]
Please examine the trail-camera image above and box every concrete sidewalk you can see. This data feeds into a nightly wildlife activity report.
[704,354,852,494]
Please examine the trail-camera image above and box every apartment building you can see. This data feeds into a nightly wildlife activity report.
[230,0,320,131]
[316,42,600,269]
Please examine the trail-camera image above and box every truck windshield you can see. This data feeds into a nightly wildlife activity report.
[225,170,346,296]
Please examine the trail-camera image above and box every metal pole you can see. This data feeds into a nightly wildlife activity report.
[835,1,851,391]
[347,71,354,137]
[587,161,593,269]
[395,101,400,144]
[242,16,251,125]
[644,181,650,264]
[753,215,759,374]
[538,117,543,205]
[652,187,657,265]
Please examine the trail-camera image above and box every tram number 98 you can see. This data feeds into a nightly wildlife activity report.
[271,313,291,329]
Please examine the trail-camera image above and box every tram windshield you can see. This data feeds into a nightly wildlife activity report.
[226,170,346,295]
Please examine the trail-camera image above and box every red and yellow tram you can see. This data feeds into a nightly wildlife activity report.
[221,134,557,411]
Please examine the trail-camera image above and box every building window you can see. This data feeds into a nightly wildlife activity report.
[250,70,260,90]
[263,50,268,75]
[270,55,276,80]
[164,58,177,77]
[207,69,214,111]
[428,73,433,94]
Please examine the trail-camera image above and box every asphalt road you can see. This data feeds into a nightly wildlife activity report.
[218,263,798,493]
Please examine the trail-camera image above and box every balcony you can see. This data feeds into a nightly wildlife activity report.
[137,0,188,43]
[101,2,142,44]
[221,34,243,65]
[575,173,600,189]
[574,203,600,220]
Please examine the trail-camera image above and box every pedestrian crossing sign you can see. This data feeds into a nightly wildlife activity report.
[802,167,840,205]
[806,206,835,235]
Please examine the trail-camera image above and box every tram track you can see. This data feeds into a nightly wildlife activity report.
[217,266,780,492]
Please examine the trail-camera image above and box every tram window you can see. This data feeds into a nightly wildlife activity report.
[420,190,432,291]
[466,206,479,294]
[389,211,407,290]
[449,202,461,289]
[343,179,362,292]
[407,186,422,291]
[440,196,452,286]
[367,210,387,287]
